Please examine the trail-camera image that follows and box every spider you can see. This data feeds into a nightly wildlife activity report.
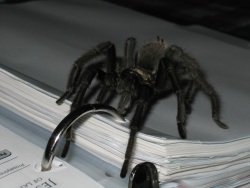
[56,37,228,178]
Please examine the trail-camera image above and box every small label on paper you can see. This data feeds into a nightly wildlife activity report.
[0,125,104,188]
[0,149,11,160]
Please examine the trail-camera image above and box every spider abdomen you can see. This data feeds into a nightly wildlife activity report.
[137,40,168,72]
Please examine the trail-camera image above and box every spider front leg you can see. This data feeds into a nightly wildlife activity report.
[120,86,152,178]
[71,67,98,110]
[57,42,117,158]
[56,41,116,105]
[95,71,118,105]
[60,67,98,158]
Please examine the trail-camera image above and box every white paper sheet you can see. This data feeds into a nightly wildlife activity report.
[1,65,250,183]
[0,124,104,188]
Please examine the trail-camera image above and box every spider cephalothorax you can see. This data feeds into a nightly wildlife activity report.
[57,37,228,178]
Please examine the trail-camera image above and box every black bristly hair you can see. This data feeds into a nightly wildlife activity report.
[57,37,228,178]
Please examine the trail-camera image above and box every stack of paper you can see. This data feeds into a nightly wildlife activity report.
[1,66,250,187]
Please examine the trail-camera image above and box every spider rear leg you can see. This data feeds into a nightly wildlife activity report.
[57,41,116,105]
[196,77,229,129]
[155,60,187,139]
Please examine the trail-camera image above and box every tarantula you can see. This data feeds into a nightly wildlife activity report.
[56,37,228,178]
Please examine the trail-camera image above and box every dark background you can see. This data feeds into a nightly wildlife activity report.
[104,0,250,41]
[3,0,250,41]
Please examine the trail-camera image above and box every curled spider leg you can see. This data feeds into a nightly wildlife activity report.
[196,77,229,129]
[129,162,159,188]
[57,41,116,105]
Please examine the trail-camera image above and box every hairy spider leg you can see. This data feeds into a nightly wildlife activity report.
[195,76,229,129]
[184,81,198,114]
[93,43,117,104]
[165,44,228,132]
[123,37,136,69]
[71,68,98,110]
[56,42,116,105]
[59,68,98,158]
[155,59,187,139]
[168,64,187,139]
[116,37,137,114]
[89,37,137,107]
[120,86,152,178]
[57,42,117,158]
